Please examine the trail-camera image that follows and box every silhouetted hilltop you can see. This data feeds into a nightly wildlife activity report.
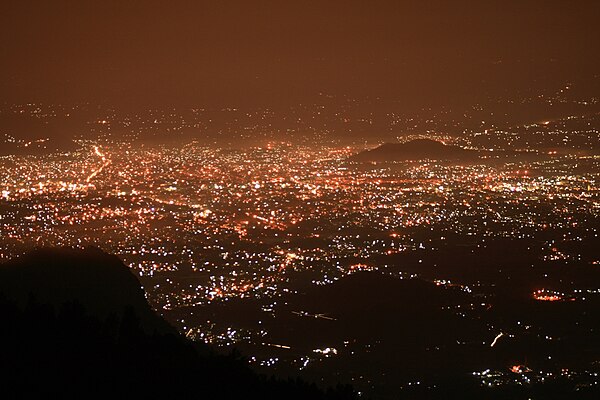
[349,139,477,162]
[0,247,172,334]
[0,247,357,400]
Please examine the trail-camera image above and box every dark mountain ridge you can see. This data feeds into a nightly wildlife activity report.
[0,247,172,334]
[0,247,356,400]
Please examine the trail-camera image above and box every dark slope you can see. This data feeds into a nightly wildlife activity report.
[0,247,172,334]
[184,272,487,398]
[272,272,477,347]
[181,266,600,400]
[264,273,487,396]
[0,247,357,400]
[349,139,478,162]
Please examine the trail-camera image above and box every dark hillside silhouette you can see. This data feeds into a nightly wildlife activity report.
[0,247,357,400]
[0,247,173,334]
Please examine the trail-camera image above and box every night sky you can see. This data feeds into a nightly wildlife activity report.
[1,1,599,107]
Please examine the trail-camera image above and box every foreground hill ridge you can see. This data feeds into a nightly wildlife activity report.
[0,246,173,334]
[0,247,357,400]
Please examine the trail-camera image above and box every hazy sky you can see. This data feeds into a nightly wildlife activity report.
[1,1,598,107]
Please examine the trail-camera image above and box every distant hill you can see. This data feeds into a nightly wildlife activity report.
[0,247,357,400]
[0,113,80,155]
[349,139,478,162]
[0,138,79,156]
